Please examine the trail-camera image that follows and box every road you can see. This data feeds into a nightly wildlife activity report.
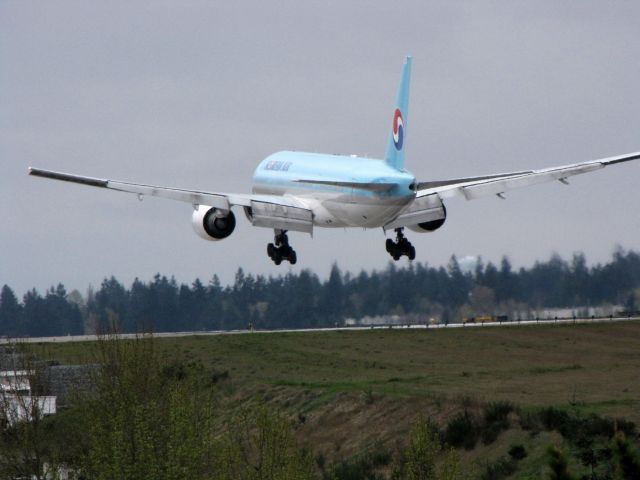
[1,315,639,344]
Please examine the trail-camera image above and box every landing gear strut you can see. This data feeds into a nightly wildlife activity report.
[267,230,297,265]
[385,228,416,261]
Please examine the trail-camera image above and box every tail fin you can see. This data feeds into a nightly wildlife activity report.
[384,56,412,170]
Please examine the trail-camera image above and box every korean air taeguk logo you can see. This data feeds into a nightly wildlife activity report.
[392,108,404,150]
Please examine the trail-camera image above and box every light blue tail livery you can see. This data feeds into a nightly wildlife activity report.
[384,56,412,171]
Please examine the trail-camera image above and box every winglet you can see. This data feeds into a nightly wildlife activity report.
[384,56,412,171]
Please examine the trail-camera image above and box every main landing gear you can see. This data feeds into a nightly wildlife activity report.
[386,228,416,261]
[267,230,297,265]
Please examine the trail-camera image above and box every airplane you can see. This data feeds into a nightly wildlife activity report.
[29,56,640,265]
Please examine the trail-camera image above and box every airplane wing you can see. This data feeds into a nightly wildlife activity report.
[28,167,314,233]
[385,151,640,231]
[416,151,640,200]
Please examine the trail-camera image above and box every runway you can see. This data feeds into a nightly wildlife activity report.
[1,315,639,344]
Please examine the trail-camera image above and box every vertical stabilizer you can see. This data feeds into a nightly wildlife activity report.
[384,56,412,170]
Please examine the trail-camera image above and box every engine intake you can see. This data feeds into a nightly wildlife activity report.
[192,205,236,241]
[408,204,447,233]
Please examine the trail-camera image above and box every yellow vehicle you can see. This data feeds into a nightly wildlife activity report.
[463,315,508,325]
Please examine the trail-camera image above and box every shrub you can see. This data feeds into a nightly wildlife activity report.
[484,401,516,424]
[476,401,517,446]
[481,422,503,445]
[362,388,375,405]
[403,417,441,479]
[519,409,542,433]
[444,412,479,450]
[392,417,466,480]
[614,435,640,479]
[369,442,392,468]
[480,457,517,480]
[547,446,576,480]
[539,406,571,433]
[325,444,392,480]
[616,418,637,438]
[508,444,527,460]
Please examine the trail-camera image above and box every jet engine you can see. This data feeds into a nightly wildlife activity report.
[192,205,236,241]
[407,204,447,233]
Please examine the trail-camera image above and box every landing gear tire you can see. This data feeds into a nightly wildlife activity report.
[386,228,416,261]
[385,239,394,253]
[267,230,298,265]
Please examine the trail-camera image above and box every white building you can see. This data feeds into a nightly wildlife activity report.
[0,369,56,426]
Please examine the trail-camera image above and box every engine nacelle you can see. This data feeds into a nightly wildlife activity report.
[192,205,236,241]
[407,204,447,233]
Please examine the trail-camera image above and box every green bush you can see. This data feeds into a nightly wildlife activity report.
[519,409,542,432]
[614,435,640,479]
[391,417,467,480]
[480,422,503,445]
[72,336,315,480]
[615,418,637,438]
[547,446,576,480]
[483,401,515,424]
[539,406,571,433]
[508,444,527,461]
[536,408,624,445]
[479,457,517,480]
[325,443,392,480]
[444,412,479,450]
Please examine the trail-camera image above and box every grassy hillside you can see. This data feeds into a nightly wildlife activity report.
[35,322,640,417]
[30,321,640,477]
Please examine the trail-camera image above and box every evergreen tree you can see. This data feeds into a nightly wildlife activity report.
[319,263,344,323]
[0,285,22,336]
[5,248,640,336]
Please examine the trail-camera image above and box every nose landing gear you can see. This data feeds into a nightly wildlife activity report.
[267,230,297,265]
[385,228,415,261]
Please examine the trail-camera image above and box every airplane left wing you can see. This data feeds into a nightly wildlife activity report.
[416,151,640,200]
[28,167,314,233]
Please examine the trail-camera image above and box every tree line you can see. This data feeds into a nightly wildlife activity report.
[1,248,640,336]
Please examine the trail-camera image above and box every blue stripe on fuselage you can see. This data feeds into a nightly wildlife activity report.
[252,151,416,200]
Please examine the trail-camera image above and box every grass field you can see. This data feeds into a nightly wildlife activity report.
[34,322,640,418]
[29,321,640,477]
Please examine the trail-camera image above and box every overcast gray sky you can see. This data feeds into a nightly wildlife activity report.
[2,1,639,296]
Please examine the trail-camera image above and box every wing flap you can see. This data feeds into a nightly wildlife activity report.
[250,200,314,233]
[384,193,445,230]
